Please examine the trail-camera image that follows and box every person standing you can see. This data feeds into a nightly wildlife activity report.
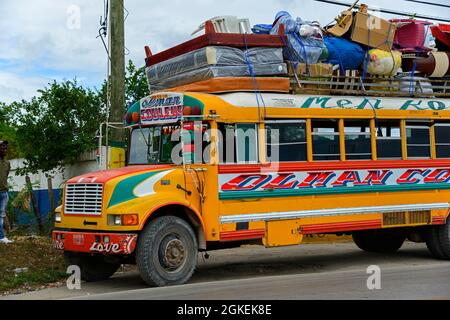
[0,140,13,244]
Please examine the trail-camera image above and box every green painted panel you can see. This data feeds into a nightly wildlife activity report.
[107,170,163,208]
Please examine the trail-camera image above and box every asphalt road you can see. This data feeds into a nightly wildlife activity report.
[3,241,450,300]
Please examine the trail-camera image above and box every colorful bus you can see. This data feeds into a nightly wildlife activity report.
[53,91,450,286]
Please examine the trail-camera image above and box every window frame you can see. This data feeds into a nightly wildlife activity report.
[218,122,259,164]
[405,121,432,159]
[265,119,308,163]
[311,119,341,161]
[343,120,372,161]
[375,120,403,160]
[434,122,450,159]
[235,123,259,164]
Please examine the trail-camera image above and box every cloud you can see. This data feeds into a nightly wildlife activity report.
[0,71,51,104]
[0,0,448,103]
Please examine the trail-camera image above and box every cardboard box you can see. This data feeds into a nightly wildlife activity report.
[328,8,396,52]
[351,12,396,52]
[288,62,333,77]
[289,63,333,95]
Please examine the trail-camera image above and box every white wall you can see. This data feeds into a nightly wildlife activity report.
[8,147,110,192]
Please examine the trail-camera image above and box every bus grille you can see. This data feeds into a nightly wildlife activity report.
[409,211,431,224]
[383,210,431,226]
[383,212,406,226]
[64,184,103,215]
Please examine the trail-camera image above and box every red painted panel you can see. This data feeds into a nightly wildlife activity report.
[145,33,287,67]
[52,231,138,255]
[432,216,447,225]
[300,220,382,234]
[220,229,266,242]
[218,160,450,174]
[67,165,171,184]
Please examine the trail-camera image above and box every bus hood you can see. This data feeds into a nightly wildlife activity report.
[67,165,173,184]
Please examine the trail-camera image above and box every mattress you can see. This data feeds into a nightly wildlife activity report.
[148,63,288,92]
[158,77,291,93]
[146,46,285,83]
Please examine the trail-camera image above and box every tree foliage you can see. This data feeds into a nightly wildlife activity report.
[99,59,149,113]
[2,59,147,174]
[14,80,105,175]
[0,102,20,159]
[125,59,148,106]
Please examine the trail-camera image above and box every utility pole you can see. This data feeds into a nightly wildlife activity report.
[107,0,126,168]
[108,0,125,148]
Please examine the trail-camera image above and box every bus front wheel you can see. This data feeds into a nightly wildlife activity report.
[352,229,406,253]
[425,217,450,260]
[136,216,198,287]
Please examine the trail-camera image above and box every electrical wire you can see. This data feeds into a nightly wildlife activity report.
[312,0,450,23]
[97,0,110,60]
[404,0,450,9]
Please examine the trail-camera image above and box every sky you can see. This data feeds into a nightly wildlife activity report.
[0,0,449,103]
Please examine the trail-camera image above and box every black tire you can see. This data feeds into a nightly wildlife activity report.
[425,217,450,260]
[136,216,198,287]
[353,229,406,253]
[64,252,120,282]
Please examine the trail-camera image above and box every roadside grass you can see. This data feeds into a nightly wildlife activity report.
[0,236,67,295]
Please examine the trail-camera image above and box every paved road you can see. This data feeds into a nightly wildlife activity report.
[74,263,450,300]
[3,242,450,300]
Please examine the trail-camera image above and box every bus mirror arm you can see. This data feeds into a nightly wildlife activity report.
[177,184,192,196]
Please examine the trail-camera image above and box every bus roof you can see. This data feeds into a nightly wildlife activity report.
[124,92,450,127]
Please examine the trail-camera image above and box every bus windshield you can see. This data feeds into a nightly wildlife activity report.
[129,125,181,165]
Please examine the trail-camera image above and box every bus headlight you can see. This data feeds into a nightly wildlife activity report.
[108,214,139,226]
[55,213,61,223]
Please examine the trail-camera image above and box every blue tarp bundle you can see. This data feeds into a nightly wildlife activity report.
[323,36,366,71]
[270,11,326,65]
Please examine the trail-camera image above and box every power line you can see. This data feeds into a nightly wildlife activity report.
[312,0,450,23]
[404,0,450,9]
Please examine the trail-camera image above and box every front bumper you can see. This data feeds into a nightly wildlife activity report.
[52,230,138,255]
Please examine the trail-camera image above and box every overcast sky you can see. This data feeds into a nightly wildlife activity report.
[0,0,448,103]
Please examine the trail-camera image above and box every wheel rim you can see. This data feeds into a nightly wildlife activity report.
[158,234,187,273]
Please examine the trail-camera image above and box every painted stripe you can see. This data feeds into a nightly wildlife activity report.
[432,215,448,225]
[220,202,449,224]
[107,170,165,208]
[220,229,266,241]
[219,183,450,200]
[300,220,382,234]
[133,169,174,197]
[218,159,450,174]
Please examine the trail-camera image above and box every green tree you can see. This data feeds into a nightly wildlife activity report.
[125,59,148,106]
[0,102,20,159]
[12,80,105,234]
[99,59,149,114]
[14,79,105,175]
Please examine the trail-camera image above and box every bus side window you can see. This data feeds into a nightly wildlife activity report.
[434,122,450,158]
[344,120,372,160]
[265,120,307,162]
[218,123,258,163]
[311,120,340,161]
[376,120,402,159]
[235,124,258,163]
[406,121,431,159]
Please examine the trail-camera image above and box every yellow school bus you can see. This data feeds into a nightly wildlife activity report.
[53,91,450,286]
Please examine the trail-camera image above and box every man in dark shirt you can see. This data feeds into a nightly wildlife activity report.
[0,140,13,244]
